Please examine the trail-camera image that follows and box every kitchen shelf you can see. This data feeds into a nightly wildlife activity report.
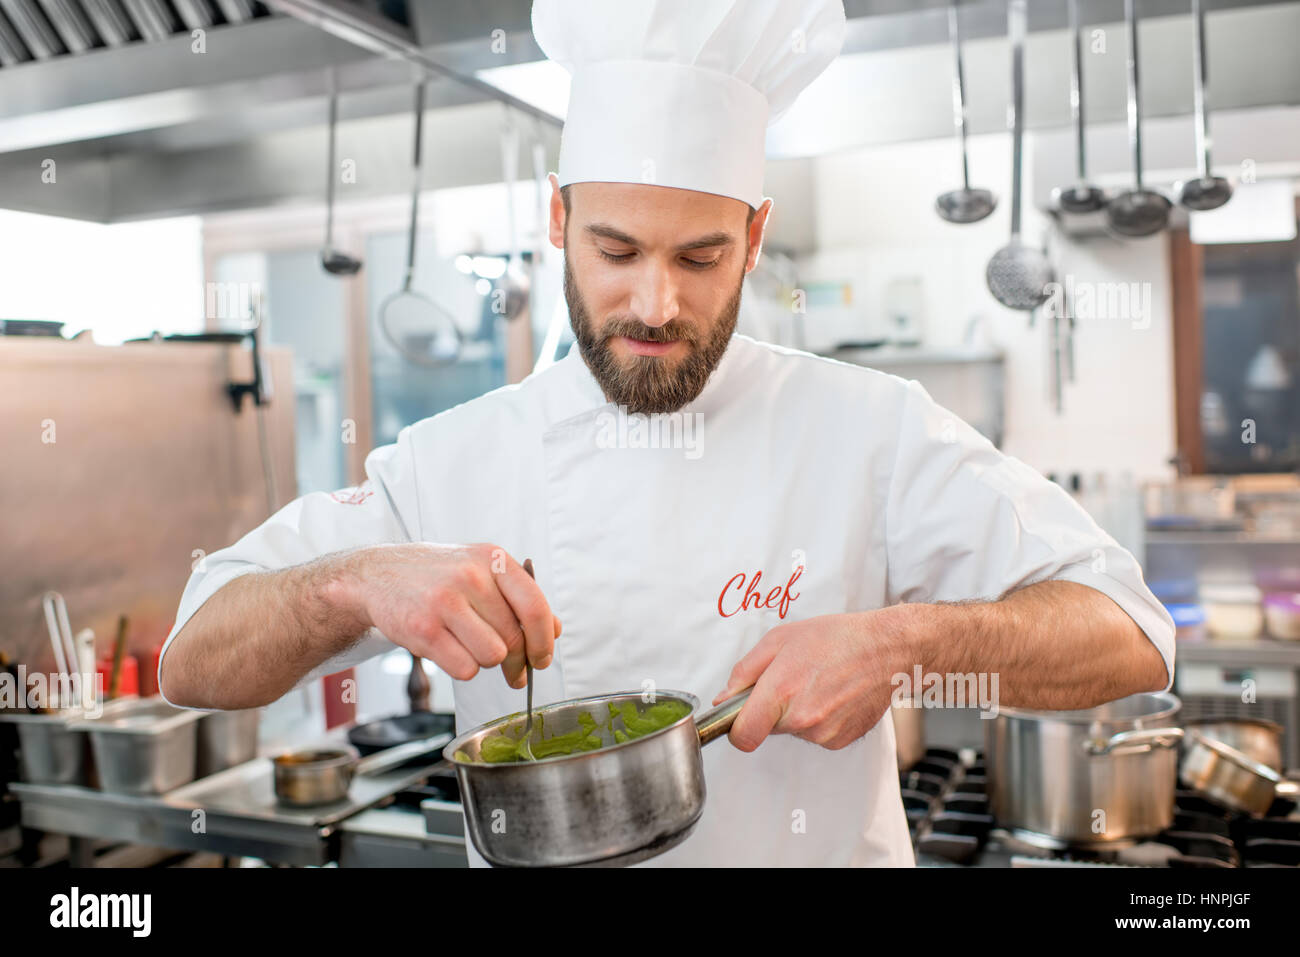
[1175,639,1300,668]
[1146,531,1300,546]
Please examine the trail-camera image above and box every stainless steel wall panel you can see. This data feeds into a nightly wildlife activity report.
[0,340,297,679]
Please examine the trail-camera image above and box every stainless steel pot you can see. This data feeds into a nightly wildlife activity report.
[444,688,748,867]
[985,692,1184,848]
[1181,727,1300,816]
[272,732,452,807]
[1183,718,1282,772]
[272,747,359,807]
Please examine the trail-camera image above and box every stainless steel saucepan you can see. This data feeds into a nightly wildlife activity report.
[273,731,453,807]
[985,692,1185,847]
[1181,723,1299,817]
[444,687,751,867]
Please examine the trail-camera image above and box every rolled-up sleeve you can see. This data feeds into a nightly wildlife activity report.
[159,426,423,705]
[882,378,1174,692]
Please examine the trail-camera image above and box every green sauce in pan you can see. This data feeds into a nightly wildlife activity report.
[460,698,692,765]
[479,710,605,763]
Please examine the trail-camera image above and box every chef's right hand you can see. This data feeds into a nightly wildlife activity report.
[350,543,560,688]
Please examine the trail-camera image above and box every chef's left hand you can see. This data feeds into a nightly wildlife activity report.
[712,608,909,752]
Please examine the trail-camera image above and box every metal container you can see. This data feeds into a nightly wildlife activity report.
[1184,718,1282,772]
[73,696,203,795]
[444,689,746,868]
[196,708,261,778]
[0,710,92,785]
[984,692,1184,848]
[272,733,453,808]
[1181,727,1300,816]
[272,747,359,807]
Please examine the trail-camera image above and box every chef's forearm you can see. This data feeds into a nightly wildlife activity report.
[160,550,370,710]
[887,579,1169,711]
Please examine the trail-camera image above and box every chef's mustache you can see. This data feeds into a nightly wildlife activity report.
[600,317,698,346]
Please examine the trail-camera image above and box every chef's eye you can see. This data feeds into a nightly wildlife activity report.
[598,248,635,263]
[680,256,720,270]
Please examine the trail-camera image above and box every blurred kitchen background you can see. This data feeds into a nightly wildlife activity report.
[1,0,1299,866]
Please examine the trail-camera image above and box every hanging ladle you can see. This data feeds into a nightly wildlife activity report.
[1106,0,1172,237]
[320,78,362,276]
[936,1,996,224]
[985,0,1055,311]
[1051,0,1107,214]
[1174,0,1233,211]
[378,81,463,367]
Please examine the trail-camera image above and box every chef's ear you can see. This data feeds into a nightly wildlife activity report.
[548,173,566,250]
[744,197,774,275]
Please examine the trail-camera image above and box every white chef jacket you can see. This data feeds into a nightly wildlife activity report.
[162,334,1176,867]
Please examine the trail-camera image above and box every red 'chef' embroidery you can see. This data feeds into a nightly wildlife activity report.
[330,486,374,505]
[717,565,804,620]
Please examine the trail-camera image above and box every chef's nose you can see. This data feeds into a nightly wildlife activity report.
[629,259,680,328]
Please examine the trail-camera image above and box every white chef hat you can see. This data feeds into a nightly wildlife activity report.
[532,0,846,209]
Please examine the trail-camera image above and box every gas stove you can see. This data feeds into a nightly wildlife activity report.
[335,761,468,867]
[904,747,1300,868]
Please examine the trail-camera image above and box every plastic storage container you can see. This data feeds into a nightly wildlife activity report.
[95,654,139,698]
[1263,593,1300,641]
[1165,603,1207,642]
[1201,583,1263,641]
[1150,578,1200,606]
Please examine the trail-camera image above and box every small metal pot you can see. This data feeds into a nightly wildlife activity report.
[1182,718,1282,772]
[985,692,1184,848]
[272,732,452,807]
[1181,728,1300,816]
[272,748,360,807]
[444,688,748,867]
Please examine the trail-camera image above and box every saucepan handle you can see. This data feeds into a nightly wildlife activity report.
[1083,726,1184,756]
[355,732,454,777]
[695,687,753,747]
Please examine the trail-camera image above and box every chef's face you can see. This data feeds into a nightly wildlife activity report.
[550,179,772,414]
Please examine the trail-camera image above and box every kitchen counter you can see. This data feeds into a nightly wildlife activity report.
[9,747,467,867]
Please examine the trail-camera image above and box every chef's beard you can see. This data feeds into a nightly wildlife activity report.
[564,258,742,415]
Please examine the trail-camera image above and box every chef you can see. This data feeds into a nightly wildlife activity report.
[159,0,1175,867]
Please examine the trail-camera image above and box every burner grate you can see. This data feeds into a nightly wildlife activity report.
[905,750,1300,868]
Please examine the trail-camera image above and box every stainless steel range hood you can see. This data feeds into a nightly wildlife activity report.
[0,0,260,65]
[0,0,1297,224]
